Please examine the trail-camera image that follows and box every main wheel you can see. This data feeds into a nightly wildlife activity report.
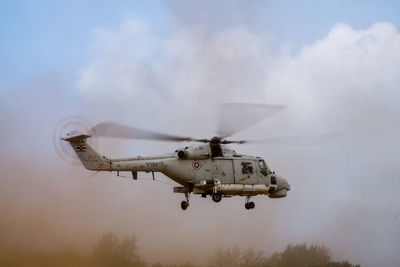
[212,193,222,203]
[181,201,189,210]
[245,203,251,210]
[249,202,255,209]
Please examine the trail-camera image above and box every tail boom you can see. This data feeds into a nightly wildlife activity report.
[62,134,170,172]
[62,134,110,171]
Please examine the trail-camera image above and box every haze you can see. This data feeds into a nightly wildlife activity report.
[1,1,400,266]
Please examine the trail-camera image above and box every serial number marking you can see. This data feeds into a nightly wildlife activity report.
[88,155,98,160]
[145,161,165,167]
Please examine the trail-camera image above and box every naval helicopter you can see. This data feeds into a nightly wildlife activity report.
[59,105,335,210]
[63,131,290,210]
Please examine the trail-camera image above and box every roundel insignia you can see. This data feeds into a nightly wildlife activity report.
[192,160,202,170]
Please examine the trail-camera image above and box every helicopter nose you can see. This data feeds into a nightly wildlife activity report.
[269,176,290,198]
[276,176,290,191]
[283,179,291,191]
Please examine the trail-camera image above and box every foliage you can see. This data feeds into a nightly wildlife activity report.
[0,233,359,267]
[206,243,359,267]
[267,243,330,267]
[207,246,265,267]
[91,232,146,267]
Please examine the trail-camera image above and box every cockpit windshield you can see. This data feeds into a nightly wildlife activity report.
[258,160,271,176]
[259,160,267,170]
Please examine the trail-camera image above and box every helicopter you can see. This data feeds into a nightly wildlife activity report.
[59,104,334,210]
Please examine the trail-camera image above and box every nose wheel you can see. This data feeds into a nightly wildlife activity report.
[245,196,255,210]
[181,193,190,210]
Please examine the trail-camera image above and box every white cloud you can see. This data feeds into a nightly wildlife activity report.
[76,20,400,266]
[78,20,400,126]
[78,19,162,100]
[264,23,400,131]
[77,20,276,109]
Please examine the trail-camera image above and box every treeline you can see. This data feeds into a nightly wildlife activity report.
[0,232,359,267]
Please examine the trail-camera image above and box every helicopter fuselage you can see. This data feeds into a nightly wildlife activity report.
[63,134,290,210]
[102,144,290,199]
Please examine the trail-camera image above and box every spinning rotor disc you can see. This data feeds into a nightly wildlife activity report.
[54,103,337,163]
[88,103,337,146]
[53,116,98,165]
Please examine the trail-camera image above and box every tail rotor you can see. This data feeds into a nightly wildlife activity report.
[52,116,98,165]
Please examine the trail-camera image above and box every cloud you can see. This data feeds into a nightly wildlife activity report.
[75,20,400,266]
[77,19,276,105]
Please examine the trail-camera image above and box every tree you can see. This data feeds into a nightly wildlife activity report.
[267,244,331,267]
[208,246,242,267]
[207,246,266,267]
[314,262,360,267]
[92,232,146,267]
[240,247,266,267]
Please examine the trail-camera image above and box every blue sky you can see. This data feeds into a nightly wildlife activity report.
[1,0,400,85]
[0,0,167,83]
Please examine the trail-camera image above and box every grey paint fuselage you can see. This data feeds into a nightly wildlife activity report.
[110,155,289,196]
[63,135,290,198]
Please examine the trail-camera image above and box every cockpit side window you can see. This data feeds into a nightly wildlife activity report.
[241,162,253,174]
[258,160,268,176]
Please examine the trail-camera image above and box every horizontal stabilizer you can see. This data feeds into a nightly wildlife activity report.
[61,134,108,171]
[62,134,91,143]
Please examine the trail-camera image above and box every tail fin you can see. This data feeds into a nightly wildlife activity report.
[62,134,110,171]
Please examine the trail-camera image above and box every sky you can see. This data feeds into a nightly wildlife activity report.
[1,1,400,266]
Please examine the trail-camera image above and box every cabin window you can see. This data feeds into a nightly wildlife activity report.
[241,162,253,174]
[271,176,277,185]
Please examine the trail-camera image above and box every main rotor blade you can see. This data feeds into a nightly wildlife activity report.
[225,132,339,146]
[91,121,194,142]
[216,103,285,138]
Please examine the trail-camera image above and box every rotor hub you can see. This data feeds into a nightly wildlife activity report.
[210,136,221,144]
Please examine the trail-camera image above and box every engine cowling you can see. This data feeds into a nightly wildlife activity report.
[176,144,212,160]
[177,150,188,159]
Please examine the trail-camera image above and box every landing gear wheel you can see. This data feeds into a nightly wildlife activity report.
[181,192,190,210]
[244,196,255,210]
[212,193,222,203]
[249,201,255,209]
[181,201,189,210]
